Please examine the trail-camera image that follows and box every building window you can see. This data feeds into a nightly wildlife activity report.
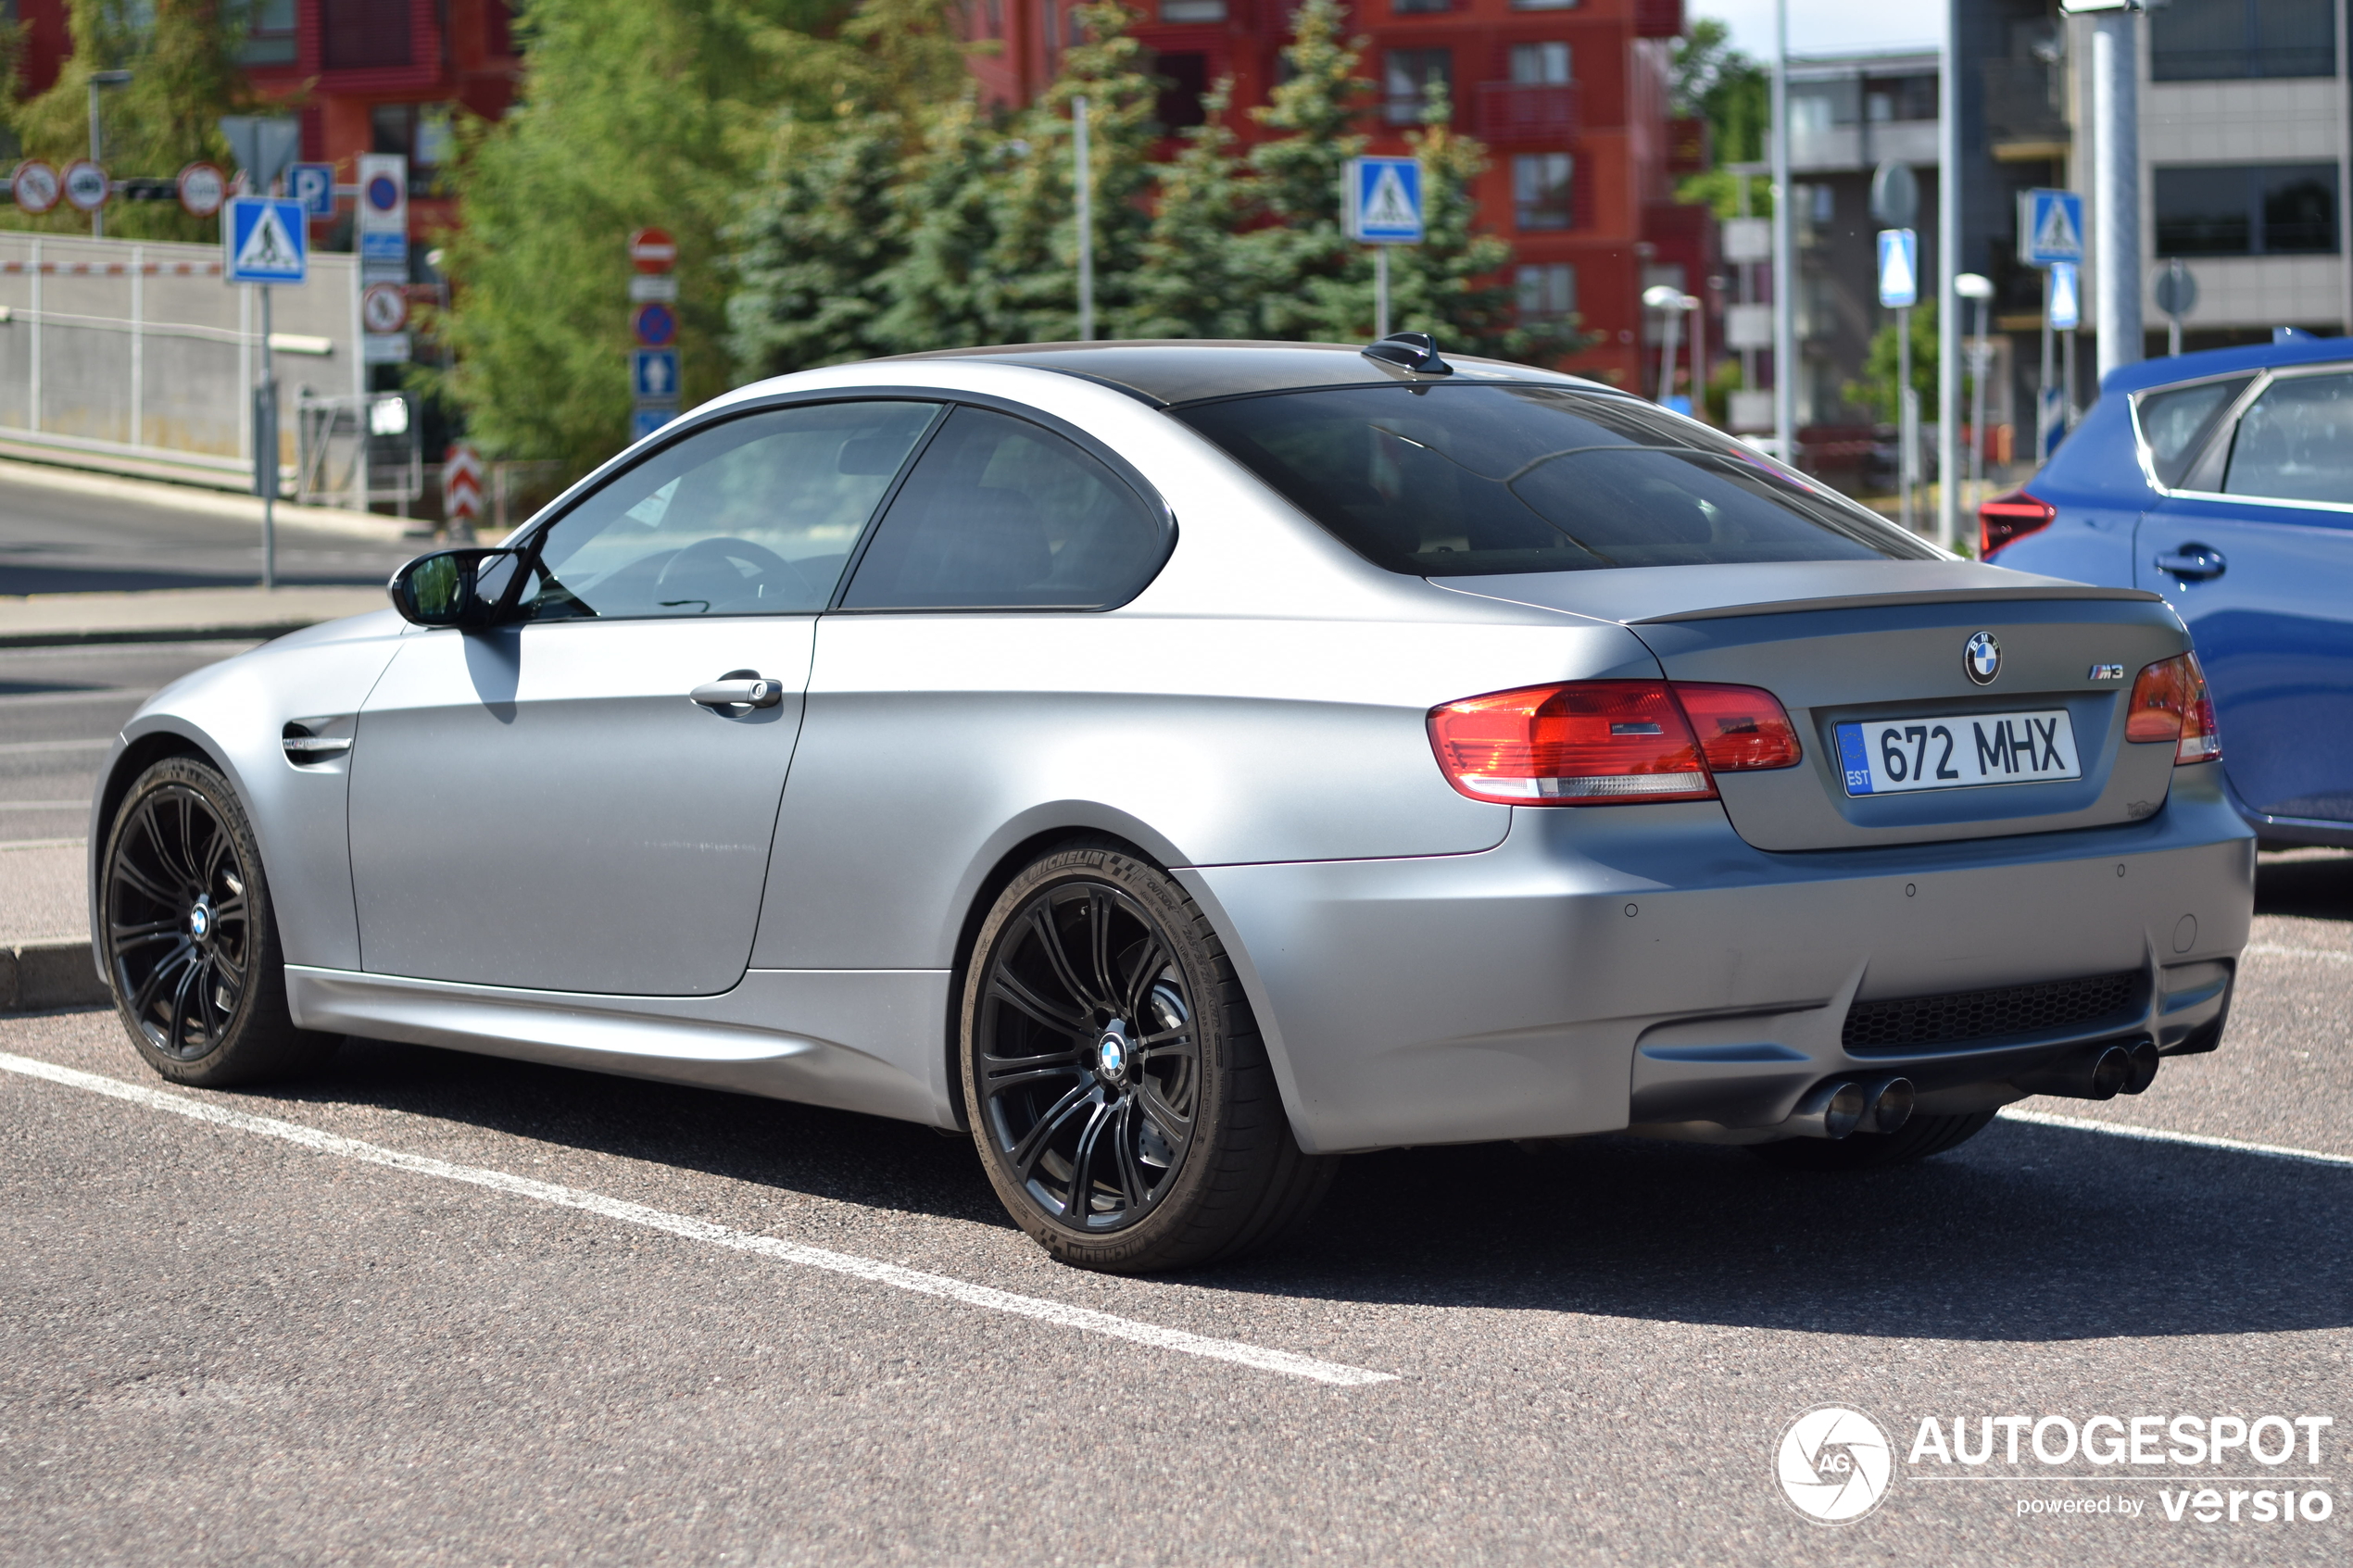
[1509,42,1572,84]
[2157,163,2340,255]
[1516,263,1578,319]
[1393,0,1453,14]
[234,0,297,66]
[1862,73,1937,122]
[1511,0,1579,9]
[1788,79,1859,136]
[1156,51,1209,130]
[1161,0,1227,20]
[323,0,412,69]
[2153,0,2335,82]
[1513,153,1574,230]
[1385,48,1453,125]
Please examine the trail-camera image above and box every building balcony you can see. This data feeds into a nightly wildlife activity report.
[1982,58,2070,161]
[1477,82,1581,144]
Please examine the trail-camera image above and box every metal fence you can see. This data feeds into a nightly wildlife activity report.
[0,232,363,490]
[295,390,422,510]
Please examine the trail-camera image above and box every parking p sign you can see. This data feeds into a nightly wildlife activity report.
[1345,157,1424,245]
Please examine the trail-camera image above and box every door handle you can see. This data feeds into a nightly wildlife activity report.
[2155,545,2226,581]
[690,676,784,709]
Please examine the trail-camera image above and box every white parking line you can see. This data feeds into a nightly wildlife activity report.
[1998,1106,2353,1168]
[0,1050,1396,1388]
[2245,942,2353,964]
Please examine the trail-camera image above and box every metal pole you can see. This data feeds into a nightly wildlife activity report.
[260,285,276,590]
[1658,305,1679,404]
[1690,292,1705,422]
[1736,174,1756,395]
[1897,306,1914,534]
[2063,320,2078,428]
[1936,0,1960,549]
[1770,0,1796,461]
[130,245,143,447]
[1375,245,1390,339]
[88,79,102,240]
[28,237,41,433]
[2092,10,2142,383]
[2040,270,2055,457]
[1969,296,1989,510]
[1073,94,1094,342]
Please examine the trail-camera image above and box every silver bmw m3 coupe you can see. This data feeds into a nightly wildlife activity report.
[89,337,2253,1273]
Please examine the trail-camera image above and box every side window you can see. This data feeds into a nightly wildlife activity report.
[523,400,939,619]
[2221,371,2353,504]
[2133,375,2250,488]
[838,406,1168,609]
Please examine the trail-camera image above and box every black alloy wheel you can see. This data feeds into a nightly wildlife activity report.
[107,779,251,1059]
[101,757,335,1086]
[963,845,1336,1273]
[975,880,1200,1234]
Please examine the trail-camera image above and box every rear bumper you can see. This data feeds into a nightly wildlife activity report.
[1180,764,2256,1155]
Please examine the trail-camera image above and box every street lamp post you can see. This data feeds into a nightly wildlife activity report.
[88,69,132,240]
[1643,285,1698,411]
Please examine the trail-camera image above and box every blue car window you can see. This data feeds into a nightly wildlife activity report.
[2134,376,2252,488]
[2222,371,2353,504]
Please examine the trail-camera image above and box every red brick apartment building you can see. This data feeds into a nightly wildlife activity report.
[15,0,1707,387]
[969,0,1715,388]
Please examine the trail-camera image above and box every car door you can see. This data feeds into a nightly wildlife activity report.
[2137,365,2353,822]
[348,398,941,995]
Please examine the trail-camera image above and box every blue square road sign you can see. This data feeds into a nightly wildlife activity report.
[1876,228,1918,309]
[632,407,678,442]
[2020,188,2084,267]
[223,196,308,285]
[1347,157,1424,244]
[287,162,337,219]
[632,349,681,402]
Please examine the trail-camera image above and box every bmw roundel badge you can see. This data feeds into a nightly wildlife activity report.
[1964,632,2002,685]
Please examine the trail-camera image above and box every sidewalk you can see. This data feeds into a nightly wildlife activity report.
[1,841,101,1010]
[0,453,425,543]
[0,584,391,647]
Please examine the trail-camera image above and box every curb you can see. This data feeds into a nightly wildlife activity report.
[1,940,109,1011]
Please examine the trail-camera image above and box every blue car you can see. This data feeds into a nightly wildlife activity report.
[1984,335,2353,847]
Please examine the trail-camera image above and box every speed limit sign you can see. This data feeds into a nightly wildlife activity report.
[177,162,226,218]
[361,282,409,334]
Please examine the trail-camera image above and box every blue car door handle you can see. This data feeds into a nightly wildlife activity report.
[2156,545,2227,580]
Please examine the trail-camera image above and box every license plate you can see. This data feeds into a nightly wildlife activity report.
[1835,710,2082,796]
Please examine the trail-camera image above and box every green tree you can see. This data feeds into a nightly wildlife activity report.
[433,0,845,475]
[1670,16,1770,220]
[1843,298,1937,423]
[1119,78,1256,339]
[4,0,250,242]
[1230,0,1369,340]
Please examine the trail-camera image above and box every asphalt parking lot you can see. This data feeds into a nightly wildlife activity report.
[3,640,2347,1565]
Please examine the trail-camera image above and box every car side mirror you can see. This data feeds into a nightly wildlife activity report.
[387,548,523,629]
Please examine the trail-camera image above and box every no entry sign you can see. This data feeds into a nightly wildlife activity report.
[629,227,677,274]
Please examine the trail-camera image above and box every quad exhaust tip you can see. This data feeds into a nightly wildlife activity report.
[1780,1077,1913,1140]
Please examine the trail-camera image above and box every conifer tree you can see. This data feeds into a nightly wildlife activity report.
[1118,78,1255,340]
[1232,0,1370,341]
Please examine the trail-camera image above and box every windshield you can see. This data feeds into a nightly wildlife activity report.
[1174,383,1940,575]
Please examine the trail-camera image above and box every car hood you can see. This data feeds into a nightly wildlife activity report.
[1428,558,2160,627]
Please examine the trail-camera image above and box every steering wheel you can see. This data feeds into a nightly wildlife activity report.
[653,535,815,612]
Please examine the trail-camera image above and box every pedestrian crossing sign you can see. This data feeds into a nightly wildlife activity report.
[1346,157,1424,244]
[1876,228,1918,308]
[2019,188,2084,268]
[223,196,308,284]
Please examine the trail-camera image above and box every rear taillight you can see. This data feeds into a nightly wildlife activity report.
[2125,652,2221,764]
[1428,681,1800,806]
[1980,490,2057,557]
[1675,683,1806,772]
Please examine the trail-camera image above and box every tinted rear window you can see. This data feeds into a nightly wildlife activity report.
[1175,383,1939,574]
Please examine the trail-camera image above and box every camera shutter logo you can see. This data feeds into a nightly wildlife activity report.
[1776,1406,1895,1524]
